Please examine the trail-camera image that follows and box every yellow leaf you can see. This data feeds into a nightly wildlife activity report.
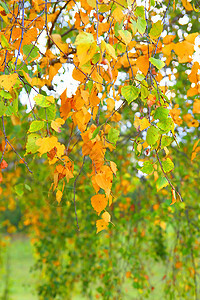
[134,116,150,131]
[118,30,132,45]
[106,43,117,60]
[192,139,200,151]
[91,194,108,214]
[193,99,200,114]
[51,118,65,132]
[112,7,124,23]
[160,221,166,230]
[107,98,115,111]
[110,161,117,175]
[51,34,69,53]
[181,0,193,11]
[95,170,112,198]
[56,190,62,204]
[36,136,65,164]
[174,41,194,63]
[185,32,198,44]
[102,211,111,223]
[96,219,109,233]
[0,73,18,91]
[77,42,97,66]
[163,35,176,44]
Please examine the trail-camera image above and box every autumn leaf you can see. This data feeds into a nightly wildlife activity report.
[96,219,109,233]
[110,161,117,175]
[34,94,55,107]
[0,73,19,91]
[36,136,65,164]
[91,194,108,214]
[156,176,169,191]
[170,189,176,205]
[0,160,8,169]
[51,118,65,132]
[56,190,62,204]
[102,211,111,223]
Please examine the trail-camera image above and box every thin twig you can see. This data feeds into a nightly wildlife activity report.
[73,157,86,231]
[15,0,25,70]
[155,149,183,202]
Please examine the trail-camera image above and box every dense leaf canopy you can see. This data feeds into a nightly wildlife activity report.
[0,0,200,299]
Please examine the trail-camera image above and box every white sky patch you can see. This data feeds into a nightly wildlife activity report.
[20,87,38,113]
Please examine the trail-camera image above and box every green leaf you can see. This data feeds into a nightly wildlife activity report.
[154,107,169,121]
[28,121,44,133]
[12,97,18,115]
[1,35,9,48]
[14,183,24,197]
[106,43,117,60]
[149,57,165,70]
[0,100,6,116]
[121,86,140,104]
[0,90,12,99]
[146,126,160,145]
[130,20,137,35]
[157,118,173,133]
[156,176,169,191]
[34,94,54,108]
[137,17,146,35]
[149,20,163,40]
[0,1,9,13]
[161,136,173,148]
[74,32,94,45]
[92,53,100,64]
[135,6,145,18]
[25,133,40,155]
[141,161,154,174]
[141,82,149,102]
[25,184,32,191]
[162,158,174,173]
[91,127,100,139]
[23,45,39,62]
[135,73,145,81]
[118,30,132,45]
[108,128,120,146]
[38,104,56,121]
[5,98,18,116]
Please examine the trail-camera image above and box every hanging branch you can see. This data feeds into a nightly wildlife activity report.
[0,116,33,174]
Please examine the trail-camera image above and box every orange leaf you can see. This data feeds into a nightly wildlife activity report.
[0,160,8,169]
[126,271,132,278]
[175,261,182,269]
[170,189,176,206]
[193,99,200,114]
[181,0,193,11]
[91,194,108,214]
[96,219,109,233]
[56,190,62,204]
[136,56,149,76]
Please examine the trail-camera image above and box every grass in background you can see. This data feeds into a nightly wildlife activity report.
[0,235,37,300]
